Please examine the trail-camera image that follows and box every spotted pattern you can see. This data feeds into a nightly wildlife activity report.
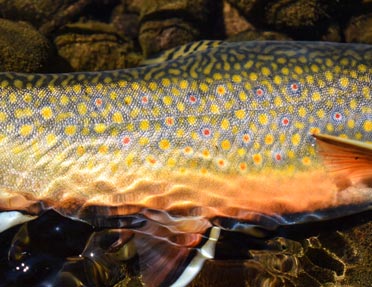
[0,41,372,188]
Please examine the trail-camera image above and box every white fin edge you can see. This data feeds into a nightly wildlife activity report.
[0,211,37,233]
[170,226,221,287]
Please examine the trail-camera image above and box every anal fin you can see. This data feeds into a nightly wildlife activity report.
[313,133,372,188]
[132,211,218,287]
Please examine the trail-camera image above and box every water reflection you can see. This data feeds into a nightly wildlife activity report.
[0,210,370,286]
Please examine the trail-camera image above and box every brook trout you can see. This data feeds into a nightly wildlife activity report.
[0,41,372,286]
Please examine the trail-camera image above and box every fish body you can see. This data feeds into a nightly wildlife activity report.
[0,41,372,286]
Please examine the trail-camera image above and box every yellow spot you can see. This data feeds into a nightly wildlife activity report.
[258,114,268,125]
[302,157,311,166]
[273,75,282,85]
[77,103,87,115]
[221,118,230,130]
[358,64,367,73]
[316,109,325,118]
[163,96,172,106]
[261,67,271,76]
[309,127,320,135]
[211,104,220,114]
[0,112,7,122]
[252,154,262,165]
[23,94,32,103]
[139,137,149,145]
[363,120,372,132]
[216,85,226,95]
[40,106,53,120]
[326,123,334,132]
[162,78,171,87]
[213,73,223,80]
[202,150,210,158]
[167,158,176,167]
[281,67,289,75]
[177,102,185,112]
[188,116,196,125]
[65,125,77,136]
[176,129,185,137]
[221,139,231,150]
[235,109,245,120]
[148,82,157,90]
[76,146,85,156]
[46,134,56,145]
[131,82,140,90]
[298,106,307,117]
[239,91,247,101]
[124,96,132,105]
[60,95,69,105]
[264,134,274,145]
[312,92,321,102]
[232,75,242,83]
[73,84,82,93]
[291,133,301,146]
[98,145,108,154]
[199,83,208,92]
[347,119,355,129]
[159,139,170,150]
[349,99,357,110]
[20,124,33,136]
[310,64,319,73]
[339,77,349,88]
[325,71,333,81]
[118,80,127,87]
[294,66,303,75]
[94,123,106,133]
[140,120,150,131]
[249,73,258,81]
[112,112,123,123]
[179,80,188,89]
[14,79,23,88]
[238,148,246,157]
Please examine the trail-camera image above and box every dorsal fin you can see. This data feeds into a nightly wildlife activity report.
[313,133,372,188]
[141,40,224,66]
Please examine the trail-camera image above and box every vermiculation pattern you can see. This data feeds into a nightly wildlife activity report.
[0,41,372,186]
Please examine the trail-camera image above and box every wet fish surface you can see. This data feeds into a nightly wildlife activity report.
[0,41,372,286]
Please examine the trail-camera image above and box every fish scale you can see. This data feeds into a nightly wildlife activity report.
[0,41,372,287]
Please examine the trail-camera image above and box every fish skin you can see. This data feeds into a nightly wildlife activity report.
[0,41,372,286]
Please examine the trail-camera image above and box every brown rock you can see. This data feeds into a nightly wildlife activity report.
[54,21,142,71]
[345,14,372,44]
[0,18,51,72]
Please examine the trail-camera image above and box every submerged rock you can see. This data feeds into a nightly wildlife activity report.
[0,18,51,72]
[54,21,142,71]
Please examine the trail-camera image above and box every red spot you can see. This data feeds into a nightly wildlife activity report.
[189,95,196,102]
[95,98,103,106]
[142,96,149,104]
[291,83,298,91]
[256,89,264,96]
[165,117,174,126]
[275,153,282,161]
[122,136,130,145]
[239,162,247,170]
[335,113,341,119]
[218,159,225,166]
[243,134,250,143]
[149,158,156,164]
[203,129,210,136]
[282,117,289,126]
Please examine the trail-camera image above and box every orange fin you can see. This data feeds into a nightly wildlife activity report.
[313,133,372,188]
[132,212,219,287]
